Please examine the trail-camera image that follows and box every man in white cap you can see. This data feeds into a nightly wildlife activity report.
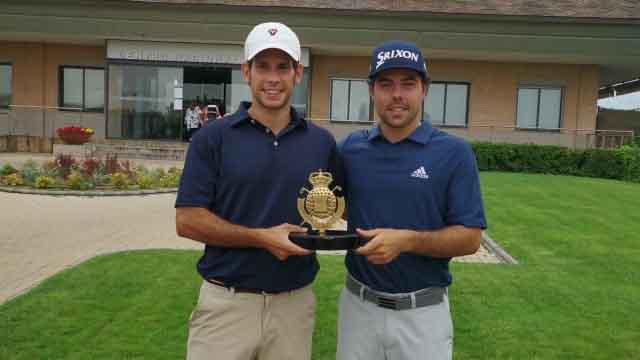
[175,22,341,360]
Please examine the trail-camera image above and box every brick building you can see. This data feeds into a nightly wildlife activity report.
[1,0,639,153]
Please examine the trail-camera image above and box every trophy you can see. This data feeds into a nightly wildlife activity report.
[289,170,361,250]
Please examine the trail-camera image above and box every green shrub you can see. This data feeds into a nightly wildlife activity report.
[110,172,129,190]
[471,142,640,183]
[0,163,18,177]
[159,172,180,188]
[615,145,640,182]
[66,171,85,190]
[473,143,585,175]
[93,173,111,186]
[3,173,24,186]
[136,174,155,189]
[579,149,625,180]
[150,168,166,180]
[20,164,42,186]
[35,176,56,189]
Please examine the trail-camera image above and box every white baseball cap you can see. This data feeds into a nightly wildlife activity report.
[244,22,301,63]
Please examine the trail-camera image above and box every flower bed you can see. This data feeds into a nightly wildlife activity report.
[0,154,182,192]
[56,126,94,145]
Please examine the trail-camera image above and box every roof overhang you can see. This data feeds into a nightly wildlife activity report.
[1,0,639,87]
[599,78,640,98]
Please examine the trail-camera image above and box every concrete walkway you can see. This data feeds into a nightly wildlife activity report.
[0,192,200,304]
[0,153,501,305]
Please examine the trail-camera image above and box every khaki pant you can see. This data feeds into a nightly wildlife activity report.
[186,280,316,360]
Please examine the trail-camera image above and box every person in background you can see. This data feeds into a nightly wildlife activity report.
[200,102,209,127]
[184,101,200,142]
[194,101,203,128]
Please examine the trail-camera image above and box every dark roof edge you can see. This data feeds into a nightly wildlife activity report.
[599,78,640,98]
[126,0,640,24]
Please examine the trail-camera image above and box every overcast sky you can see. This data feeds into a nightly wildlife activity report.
[598,91,640,110]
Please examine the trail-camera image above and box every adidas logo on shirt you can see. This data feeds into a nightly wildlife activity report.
[411,166,429,179]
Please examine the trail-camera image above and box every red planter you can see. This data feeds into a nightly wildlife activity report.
[58,132,92,145]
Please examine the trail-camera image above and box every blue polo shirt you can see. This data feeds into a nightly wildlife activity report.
[175,102,341,293]
[339,121,487,293]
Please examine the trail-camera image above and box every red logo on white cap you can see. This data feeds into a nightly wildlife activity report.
[268,28,278,36]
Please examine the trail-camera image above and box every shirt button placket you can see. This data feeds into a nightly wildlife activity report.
[263,128,278,148]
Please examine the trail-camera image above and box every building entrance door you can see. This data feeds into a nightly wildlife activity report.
[107,63,254,141]
[184,66,230,113]
[181,66,231,140]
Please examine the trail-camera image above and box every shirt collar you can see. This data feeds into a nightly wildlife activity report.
[230,101,307,129]
[367,121,433,145]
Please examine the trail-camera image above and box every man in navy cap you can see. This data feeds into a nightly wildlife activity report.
[176,22,341,360]
[337,41,487,359]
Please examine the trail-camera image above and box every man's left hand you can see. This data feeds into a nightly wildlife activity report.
[355,228,414,265]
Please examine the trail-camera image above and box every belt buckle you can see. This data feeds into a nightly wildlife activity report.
[375,295,399,310]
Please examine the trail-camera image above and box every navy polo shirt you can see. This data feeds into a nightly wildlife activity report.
[175,102,341,293]
[339,121,487,293]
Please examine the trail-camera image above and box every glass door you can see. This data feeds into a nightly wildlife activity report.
[108,64,183,140]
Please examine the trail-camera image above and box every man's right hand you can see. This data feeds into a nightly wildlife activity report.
[258,223,312,261]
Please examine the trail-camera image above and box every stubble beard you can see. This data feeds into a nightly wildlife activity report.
[377,104,422,130]
[249,76,294,113]
[254,91,291,112]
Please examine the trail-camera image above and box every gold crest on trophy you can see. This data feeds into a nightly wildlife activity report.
[297,170,345,236]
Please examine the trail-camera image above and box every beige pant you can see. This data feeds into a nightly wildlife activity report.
[186,280,316,360]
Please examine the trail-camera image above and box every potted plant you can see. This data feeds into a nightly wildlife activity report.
[56,126,95,145]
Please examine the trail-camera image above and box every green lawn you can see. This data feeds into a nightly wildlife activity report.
[1,172,639,359]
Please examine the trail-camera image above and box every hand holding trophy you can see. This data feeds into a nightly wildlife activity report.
[289,170,361,250]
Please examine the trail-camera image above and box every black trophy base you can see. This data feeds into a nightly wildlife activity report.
[289,230,361,250]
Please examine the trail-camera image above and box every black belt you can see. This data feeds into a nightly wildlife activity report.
[346,274,444,311]
[206,278,284,295]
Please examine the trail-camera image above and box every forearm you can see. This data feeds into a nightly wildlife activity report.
[406,225,482,258]
[176,207,265,248]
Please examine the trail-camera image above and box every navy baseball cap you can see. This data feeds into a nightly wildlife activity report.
[368,40,429,80]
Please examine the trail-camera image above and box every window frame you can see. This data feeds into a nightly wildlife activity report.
[516,85,564,131]
[329,77,374,124]
[59,65,105,113]
[0,62,13,110]
[423,81,470,128]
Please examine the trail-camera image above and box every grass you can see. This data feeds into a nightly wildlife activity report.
[452,172,640,359]
[1,172,639,359]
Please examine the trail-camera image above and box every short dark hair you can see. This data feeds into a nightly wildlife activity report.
[368,73,431,89]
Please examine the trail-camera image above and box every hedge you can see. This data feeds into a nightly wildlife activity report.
[471,142,640,183]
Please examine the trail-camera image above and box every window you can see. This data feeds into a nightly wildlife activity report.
[424,82,469,126]
[517,86,563,130]
[0,64,11,109]
[60,66,105,112]
[330,79,372,122]
[292,70,310,118]
[108,64,183,140]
